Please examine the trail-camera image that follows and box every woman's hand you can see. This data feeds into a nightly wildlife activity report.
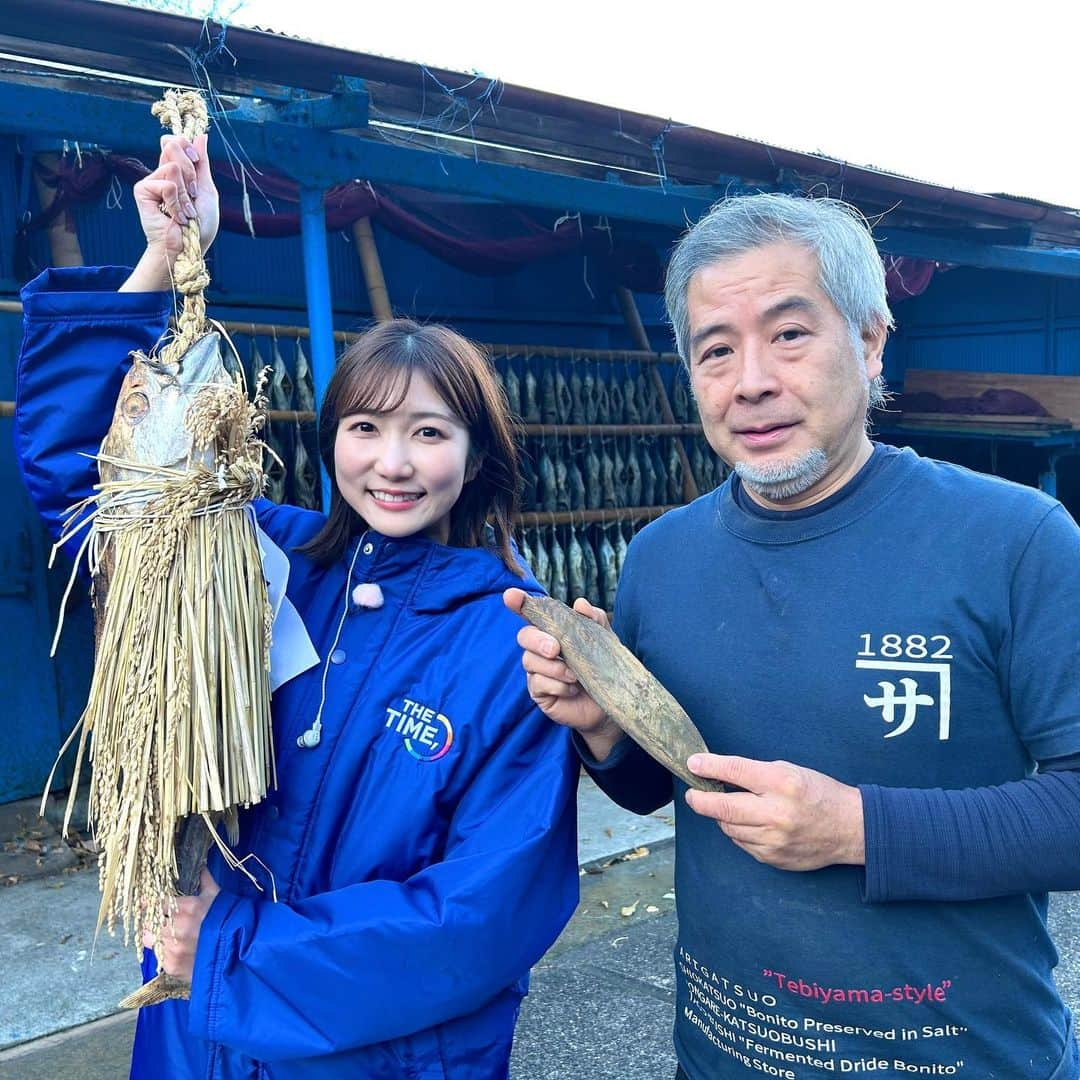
[122,134,219,293]
[143,868,221,983]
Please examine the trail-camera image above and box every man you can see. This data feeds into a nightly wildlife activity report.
[506,193,1080,1079]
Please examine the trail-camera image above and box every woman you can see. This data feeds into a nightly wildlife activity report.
[15,135,578,1079]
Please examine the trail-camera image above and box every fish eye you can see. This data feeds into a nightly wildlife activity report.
[123,391,150,424]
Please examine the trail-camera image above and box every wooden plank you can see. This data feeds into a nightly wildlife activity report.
[897,412,1068,428]
[903,369,1080,426]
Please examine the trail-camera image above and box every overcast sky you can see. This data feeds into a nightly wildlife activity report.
[188,0,1080,210]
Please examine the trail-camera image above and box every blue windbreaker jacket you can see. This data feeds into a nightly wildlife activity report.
[15,267,579,1080]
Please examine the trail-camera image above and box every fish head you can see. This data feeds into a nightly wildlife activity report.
[101,332,229,478]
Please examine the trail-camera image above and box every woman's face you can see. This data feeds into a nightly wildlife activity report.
[333,371,473,544]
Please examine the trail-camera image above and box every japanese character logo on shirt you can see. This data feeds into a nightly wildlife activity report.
[384,696,455,760]
[856,633,953,741]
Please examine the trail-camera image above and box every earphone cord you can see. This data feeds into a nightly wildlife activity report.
[296,530,369,749]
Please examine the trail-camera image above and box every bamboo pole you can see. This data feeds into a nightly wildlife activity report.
[514,505,674,527]
[615,286,699,501]
[351,217,393,322]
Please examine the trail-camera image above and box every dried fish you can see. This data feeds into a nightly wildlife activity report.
[636,372,654,419]
[584,441,602,508]
[549,529,568,604]
[264,428,287,504]
[532,527,551,592]
[555,369,573,424]
[671,372,691,423]
[667,439,684,503]
[651,442,668,504]
[294,339,315,415]
[625,438,642,508]
[598,527,618,612]
[609,375,625,425]
[518,596,723,792]
[567,528,585,602]
[600,442,617,508]
[612,440,627,509]
[518,529,535,576]
[567,454,586,511]
[541,367,558,424]
[505,363,522,418]
[524,360,541,423]
[640,439,657,507]
[595,368,611,425]
[290,432,319,509]
[554,455,570,513]
[581,528,599,605]
[583,369,598,425]
[613,524,629,579]
[690,439,705,494]
[270,336,294,413]
[520,447,538,511]
[538,449,557,512]
[570,368,586,425]
[624,373,640,424]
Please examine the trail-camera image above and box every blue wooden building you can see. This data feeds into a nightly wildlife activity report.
[2,0,1080,803]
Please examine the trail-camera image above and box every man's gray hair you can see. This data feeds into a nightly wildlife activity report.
[664,193,895,407]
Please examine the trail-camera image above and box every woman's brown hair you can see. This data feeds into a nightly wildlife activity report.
[297,318,523,575]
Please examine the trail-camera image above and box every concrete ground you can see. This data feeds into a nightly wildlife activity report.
[1,782,1078,1079]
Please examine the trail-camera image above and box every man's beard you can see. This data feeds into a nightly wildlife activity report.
[734,448,828,502]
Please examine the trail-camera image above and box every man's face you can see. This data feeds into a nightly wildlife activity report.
[685,241,886,509]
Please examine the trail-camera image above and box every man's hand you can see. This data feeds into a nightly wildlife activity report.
[503,588,626,761]
[143,868,220,983]
[684,754,865,871]
[122,134,219,293]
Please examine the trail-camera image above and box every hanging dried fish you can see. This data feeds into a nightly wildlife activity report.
[517,595,723,793]
[518,529,535,576]
[609,373,625,425]
[294,339,315,416]
[519,446,538,511]
[600,441,617,508]
[651,442,668,504]
[270,335,294,413]
[567,454,586,511]
[567,528,585,602]
[598,527,618,612]
[612,440,627,509]
[505,362,522,419]
[636,372,654,419]
[625,438,642,507]
[671,371,691,423]
[524,358,541,423]
[640,439,657,507]
[570,368,586,425]
[584,440,602,508]
[595,367,611,425]
[555,368,573,424]
[554,454,570,513]
[581,527,599,605]
[290,431,319,509]
[624,372,640,424]
[583,369,598,425]
[691,439,706,494]
[532,527,551,592]
[549,529,568,604]
[667,438,684,503]
[613,523,629,578]
[264,428,288,504]
[538,448,557,512]
[541,367,558,424]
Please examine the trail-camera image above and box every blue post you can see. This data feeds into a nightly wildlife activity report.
[299,185,335,512]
